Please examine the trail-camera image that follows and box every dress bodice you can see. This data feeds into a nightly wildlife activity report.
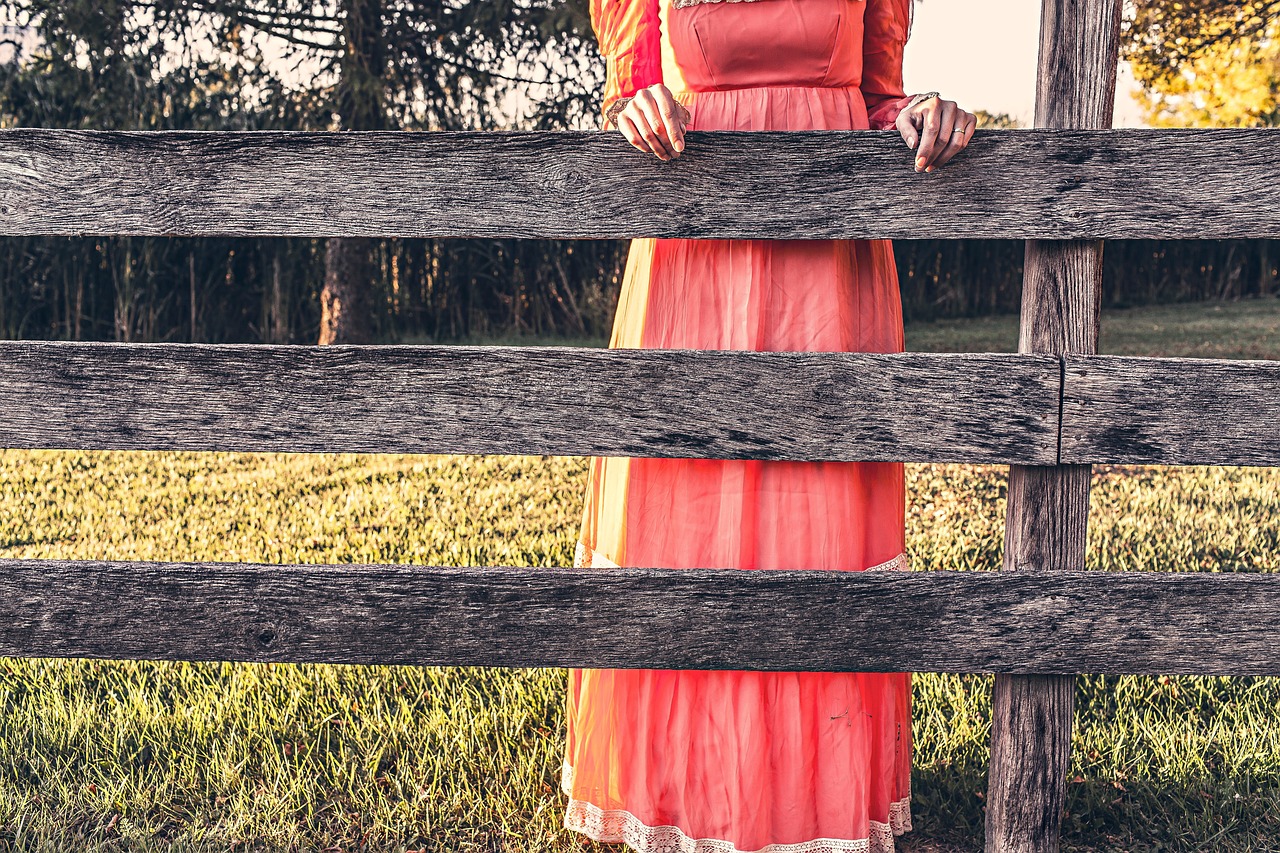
[592,0,914,131]
[661,0,869,93]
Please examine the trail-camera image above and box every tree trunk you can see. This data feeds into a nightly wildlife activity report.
[1261,240,1274,297]
[188,250,197,342]
[318,0,387,344]
[319,237,375,345]
[269,250,288,344]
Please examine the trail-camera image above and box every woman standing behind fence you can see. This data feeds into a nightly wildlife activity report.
[563,1,974,850]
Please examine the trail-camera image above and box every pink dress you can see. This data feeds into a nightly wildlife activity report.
[564,1,918,850]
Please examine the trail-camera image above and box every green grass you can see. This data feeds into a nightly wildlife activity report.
[906,295,1280,359]
[0,298,1277,852]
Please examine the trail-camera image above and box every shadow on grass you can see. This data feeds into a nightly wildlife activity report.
[903,763,1280,853]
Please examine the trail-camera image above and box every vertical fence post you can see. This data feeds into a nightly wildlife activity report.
[984,1,1123,851]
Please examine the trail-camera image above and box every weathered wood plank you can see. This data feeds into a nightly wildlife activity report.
[1,128,1279,240]
[0,342,1062,464]
[991,245,1100,851]
[1,558,1278,675]
[987,2,1124,849]
[1061,355,1280,466]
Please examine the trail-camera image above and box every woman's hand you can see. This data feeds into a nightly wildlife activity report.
[895,94,976,173]
[614,84,692,161]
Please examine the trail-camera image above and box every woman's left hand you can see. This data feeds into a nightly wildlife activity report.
[895,95,976,173]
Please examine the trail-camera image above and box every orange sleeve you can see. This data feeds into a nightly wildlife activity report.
[591,0,663,128]
[861,0,914,130]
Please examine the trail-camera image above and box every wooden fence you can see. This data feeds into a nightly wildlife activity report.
[1,1,1279,850]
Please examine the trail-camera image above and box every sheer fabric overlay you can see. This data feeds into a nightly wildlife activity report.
[570,0,919,850]
[563,759,913,853]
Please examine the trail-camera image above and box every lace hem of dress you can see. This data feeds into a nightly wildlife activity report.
[563,761,913,853]
[564,541,912,851]
[574,540,910,573]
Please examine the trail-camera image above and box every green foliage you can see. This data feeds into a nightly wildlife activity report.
[0,0,601,132]
[905,296,1280,360]
[895,240,1279,324]
[0,303,1278,850]
[1124,0,1280,127]
[974,110,1021,129]
[1124,1,1280,89]
[0,0,619,345]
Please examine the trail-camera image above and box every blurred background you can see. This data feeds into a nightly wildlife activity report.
[0,0,1275,346]
[1,4,1279,851]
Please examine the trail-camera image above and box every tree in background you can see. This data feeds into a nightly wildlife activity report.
[1125,0,1280,127]
[0,0,282,342]
[143,0,598,342]
[974,110,1020,129]
[1121,0,1278,303]
[0,0,1274,344]
[0,0,603,343]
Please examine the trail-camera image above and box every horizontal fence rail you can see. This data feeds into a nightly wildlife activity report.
[3,558,1280,676]
[1,129,1279,240]
[1061,355,1280,466]
[1,342,1278,466]
[0,342,1062,464]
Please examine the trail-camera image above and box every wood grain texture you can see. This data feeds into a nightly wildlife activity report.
[1,558,1280,675]
[1,128,1279,240]
[0,342,1062,463]
[1034,0,1123,129]
[5,341,1275,467]
[989,675,1078,849]
[1060,355,1280,466]
[1018,241,1105,356]
[988,2,1124,849]
[988,466,1091,851]
[1001,465,1094,575]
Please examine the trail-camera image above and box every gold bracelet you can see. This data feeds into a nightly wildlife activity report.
[906,91,941,111]
[604,97,633,129]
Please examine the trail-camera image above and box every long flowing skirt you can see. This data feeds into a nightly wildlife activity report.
[563,84,914,853]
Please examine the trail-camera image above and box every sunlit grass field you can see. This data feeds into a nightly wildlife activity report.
[0,297,1277,852]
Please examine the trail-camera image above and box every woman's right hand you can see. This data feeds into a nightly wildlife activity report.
[613,84,691,161]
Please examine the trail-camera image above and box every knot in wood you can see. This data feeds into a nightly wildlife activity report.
[541,165,590,198]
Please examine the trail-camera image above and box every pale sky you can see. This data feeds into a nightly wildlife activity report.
[902,0,1150,127]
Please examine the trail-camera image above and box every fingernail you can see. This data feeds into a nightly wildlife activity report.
[674,139,684,152]
[916,157,926,170]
